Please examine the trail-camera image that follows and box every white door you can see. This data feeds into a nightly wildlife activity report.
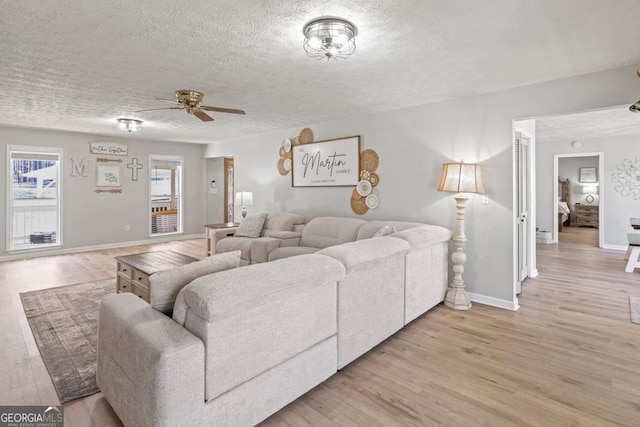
[515,132,530,293]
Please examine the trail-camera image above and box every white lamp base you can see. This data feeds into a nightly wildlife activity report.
[444,194,472,311]
[444,286,471,310]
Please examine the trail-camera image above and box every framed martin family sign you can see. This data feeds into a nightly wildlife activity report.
[292,136,360,187]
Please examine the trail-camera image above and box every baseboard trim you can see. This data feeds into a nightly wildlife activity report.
[468,292,519,311]
[602,244,627,251]
[0,233,205,262]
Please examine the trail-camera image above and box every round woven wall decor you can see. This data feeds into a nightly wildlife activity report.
[360,149,379,172]
[299,128,314,144]
[277,158,288,176]
[350,195,368,215]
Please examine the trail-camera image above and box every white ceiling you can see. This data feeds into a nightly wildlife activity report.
[536,106,640,143]
[2,0,640,144]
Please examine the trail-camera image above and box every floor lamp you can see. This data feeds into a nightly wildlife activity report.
[235,191,254,219]
[437,161,485,310]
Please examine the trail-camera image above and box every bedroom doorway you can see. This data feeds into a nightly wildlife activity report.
[553,153,603,247]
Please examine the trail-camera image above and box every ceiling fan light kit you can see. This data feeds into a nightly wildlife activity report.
[136,90,246,122]
[302,16,357,60]
[117,118,143,132]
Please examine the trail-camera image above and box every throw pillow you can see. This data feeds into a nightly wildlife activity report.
[234,213,268,238]
[373,225,397,237]
[149,250,241,313]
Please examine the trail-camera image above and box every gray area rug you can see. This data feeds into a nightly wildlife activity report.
[630,296,640,325]
[20,279,116,403]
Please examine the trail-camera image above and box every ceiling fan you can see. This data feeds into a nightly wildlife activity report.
[136,90,245,122]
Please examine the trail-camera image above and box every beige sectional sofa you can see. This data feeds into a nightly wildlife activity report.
[214,212,306,265]
[97,216,452,427]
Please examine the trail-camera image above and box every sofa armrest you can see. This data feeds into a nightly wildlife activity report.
[263,230,302,248]
[250,237,282,263]
[207,227,238,255]
[97,294,205,427]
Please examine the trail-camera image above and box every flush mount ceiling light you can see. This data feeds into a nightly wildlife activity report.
[117,118,143,132]
[302,16,358,60]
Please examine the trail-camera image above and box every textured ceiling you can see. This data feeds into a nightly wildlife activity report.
[536,106,640,143]
[2,0,640,144]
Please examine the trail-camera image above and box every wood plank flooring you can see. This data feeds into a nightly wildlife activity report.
[1,228,639,426]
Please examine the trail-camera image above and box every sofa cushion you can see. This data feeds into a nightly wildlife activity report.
[268,246,319,262]
[149,250,241,313]
[260,212,306,236]
[355,220,423,240]
[234,213,267,238]
[373,225,397,237]
[171,254,346,401]
[391,225,453,250]
[318,237,410,273]
[216,237,253,262]
[299,217,367,249]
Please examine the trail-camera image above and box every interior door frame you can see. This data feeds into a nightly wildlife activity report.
[223,157,234,223]
[513,127,537,300]
[515,131,530,293]
[553,152,604,246]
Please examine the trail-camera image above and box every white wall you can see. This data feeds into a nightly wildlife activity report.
[205,64,640,309]
[0,126,204,259]
[538,133,640,248]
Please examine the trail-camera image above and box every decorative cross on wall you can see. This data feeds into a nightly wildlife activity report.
[127,158,143,181]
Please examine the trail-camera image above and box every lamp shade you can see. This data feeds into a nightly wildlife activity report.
[438,162,485,194]
[582,185,598,194]
[235,191,254,206]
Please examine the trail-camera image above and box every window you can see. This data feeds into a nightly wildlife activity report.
[7,145,62,251]
[149,155,183,235]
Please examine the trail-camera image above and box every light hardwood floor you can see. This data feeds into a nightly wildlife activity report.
[1,228,639,426]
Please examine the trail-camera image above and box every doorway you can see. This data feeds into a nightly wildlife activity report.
[554,153,603,247]
[149,155,183,236]
[223,158,234,223]
[204,157,235,224]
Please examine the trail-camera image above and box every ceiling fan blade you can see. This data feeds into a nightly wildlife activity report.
[200,105,246,115]
[193,110,214,122]
[157,98,179,104]
[132,106,184,113]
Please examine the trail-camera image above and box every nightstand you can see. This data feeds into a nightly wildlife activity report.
[573,204,599,228]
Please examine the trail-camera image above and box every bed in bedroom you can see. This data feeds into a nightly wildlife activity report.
[558,178,571,232]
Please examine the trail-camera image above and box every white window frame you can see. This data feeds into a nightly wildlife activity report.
[149,154,184,236]
[6,145,63,252]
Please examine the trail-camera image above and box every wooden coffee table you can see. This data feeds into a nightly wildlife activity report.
[115,250,198,303]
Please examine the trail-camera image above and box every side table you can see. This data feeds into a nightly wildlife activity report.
[205,222,239,255]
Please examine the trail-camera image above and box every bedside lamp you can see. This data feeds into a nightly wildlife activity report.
[235,191,254,219]
[437,161,485,310]
[582,185,598,204]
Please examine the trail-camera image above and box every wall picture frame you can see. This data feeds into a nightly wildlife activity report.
[96,164,121,187]
[292,136,360,187]
[579,167,597,183]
